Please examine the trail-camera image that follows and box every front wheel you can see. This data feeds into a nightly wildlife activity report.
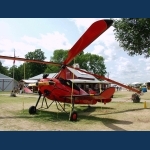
[29,106,36,114]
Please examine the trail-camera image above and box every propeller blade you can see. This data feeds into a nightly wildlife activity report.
[63,19,113,65]
[70,66,141,94]
[0,55,61,66]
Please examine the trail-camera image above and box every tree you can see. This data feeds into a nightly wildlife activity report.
[113,18,150,58]
[8,65,22,81]
[75,52,106,75]
[17,63,29,80]
[51,49,68,63]
[0,61,9,76]
[45,49,106,76]
[0,61,25,81]
[45,49,67,73]
[25,49,47,78]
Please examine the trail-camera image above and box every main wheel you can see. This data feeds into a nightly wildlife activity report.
[29,106,36,114]
[69,111,78,121]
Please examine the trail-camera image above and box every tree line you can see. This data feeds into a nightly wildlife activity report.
[0,49,107,81]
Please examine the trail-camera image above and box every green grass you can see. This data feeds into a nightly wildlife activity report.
[0,91,12,94]
[0,94,36,104]
[17,107,119,125]
[113,94,127,98]
[16,100,148,124]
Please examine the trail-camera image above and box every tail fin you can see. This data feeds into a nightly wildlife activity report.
[100,87,115,99]
[98,87,115,104]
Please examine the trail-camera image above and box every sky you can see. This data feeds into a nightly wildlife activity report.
[0,18,150,84]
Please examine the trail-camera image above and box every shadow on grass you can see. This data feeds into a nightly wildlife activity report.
[79,115,132,131]
[33,108,133,131]
[76,106,114,112]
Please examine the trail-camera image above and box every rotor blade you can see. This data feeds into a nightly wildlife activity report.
[69,66,141,94]
[0,55,60,66]
[63,19,113,65]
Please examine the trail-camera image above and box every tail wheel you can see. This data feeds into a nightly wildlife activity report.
[29,106,36,114]
[70,111,78,121]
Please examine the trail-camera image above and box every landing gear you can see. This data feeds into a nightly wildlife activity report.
[68,98,78,121]
[29,91,42,115]
[29,106,36,114]
[29,91,78,121]
[69,111,78,121]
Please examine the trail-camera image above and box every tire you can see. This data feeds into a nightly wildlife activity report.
[29,106,36,114]
[69,111,78,121]
[132,94,140,103]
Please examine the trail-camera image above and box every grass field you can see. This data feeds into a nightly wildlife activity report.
[0,90,150,131]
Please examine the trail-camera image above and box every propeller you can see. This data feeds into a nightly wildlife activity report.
[63,19,113,65]
[0,19,114,81]
[0,19,113,68]
[0,55,61,66]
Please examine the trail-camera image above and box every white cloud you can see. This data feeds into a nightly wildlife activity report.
[107,57,143,83]
[22,31,72,51]
[0,39,36,57]
[39,32,72,50]
[0,31,73,67]
[146,66,150,71]
[70,18,98,31]
[91,45,117,62]
[0,40,36,67]
[21,36,39,44]
[138,58,150,72]
[117,57,138,74]
[91,45,104,55]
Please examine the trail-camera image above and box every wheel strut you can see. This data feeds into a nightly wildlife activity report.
[69,97,78,121]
